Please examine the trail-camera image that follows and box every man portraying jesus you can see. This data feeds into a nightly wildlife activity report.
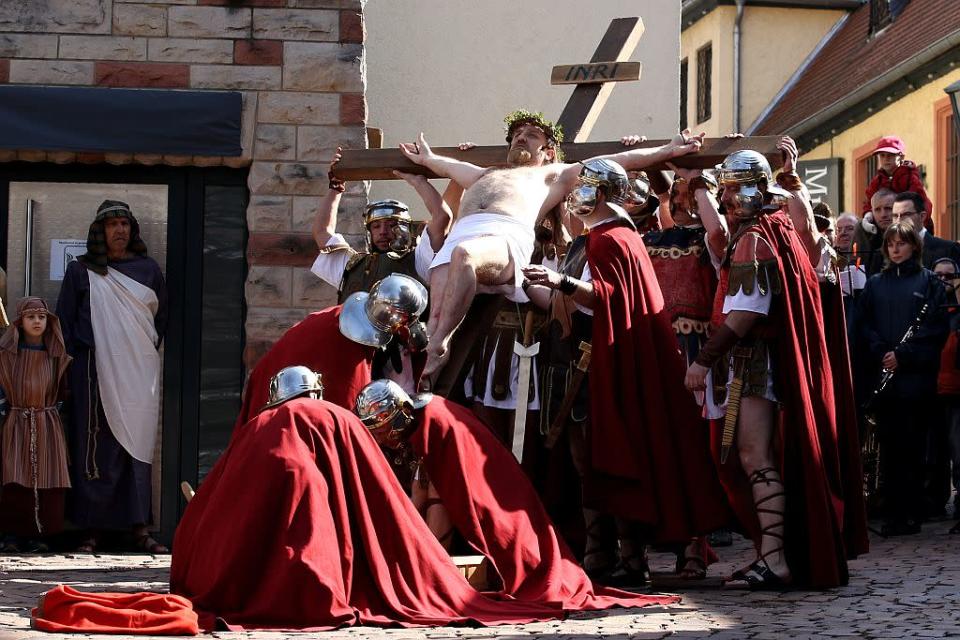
[398,111,704,380]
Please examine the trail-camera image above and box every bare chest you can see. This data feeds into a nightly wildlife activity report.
[461,169,550,219]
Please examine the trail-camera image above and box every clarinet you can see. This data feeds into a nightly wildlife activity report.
[863,299,931,421]
[860,295,932,504]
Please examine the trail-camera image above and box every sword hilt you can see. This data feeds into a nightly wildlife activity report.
[575,341,592,372]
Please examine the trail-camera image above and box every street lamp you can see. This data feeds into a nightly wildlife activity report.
[947,79,960,135]
[946,80,960,239]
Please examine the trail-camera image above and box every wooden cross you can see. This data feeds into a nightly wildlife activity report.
[334,17,781,181]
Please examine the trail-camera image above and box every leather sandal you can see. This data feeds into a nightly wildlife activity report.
[134,534,169,554]
[602,553,652,591]
[725,467,791,590]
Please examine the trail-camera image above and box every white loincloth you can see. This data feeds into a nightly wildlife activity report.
[430,212,535,303]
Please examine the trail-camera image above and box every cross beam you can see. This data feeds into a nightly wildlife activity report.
[333,136,783,181]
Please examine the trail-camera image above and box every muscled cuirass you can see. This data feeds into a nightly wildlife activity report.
[644,226,715,337]
[337,250,423,304]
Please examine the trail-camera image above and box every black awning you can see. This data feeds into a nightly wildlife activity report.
[0,86,242,156]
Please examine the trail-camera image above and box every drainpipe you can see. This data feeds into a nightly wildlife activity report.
[733,0,746,133]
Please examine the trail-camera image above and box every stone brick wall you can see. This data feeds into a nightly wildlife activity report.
[0,0,369,368]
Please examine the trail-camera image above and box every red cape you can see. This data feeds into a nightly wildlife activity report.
[712,211,853,588]
[583,221,732,541]
[820,278,870,559]
[236,306,375,425]
[408,397,678,610]
[171,399,561,630]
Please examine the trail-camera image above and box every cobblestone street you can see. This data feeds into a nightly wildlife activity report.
[1,520,957,639]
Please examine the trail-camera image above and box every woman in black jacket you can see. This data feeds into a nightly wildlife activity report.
[857,221,949,536]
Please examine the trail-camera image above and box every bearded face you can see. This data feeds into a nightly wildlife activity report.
[506,123,554,167]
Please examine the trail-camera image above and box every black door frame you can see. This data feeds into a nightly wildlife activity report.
[0,161,247,544]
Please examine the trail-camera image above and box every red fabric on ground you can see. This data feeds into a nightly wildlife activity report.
[235,306,375,424]
[171,399,561,631]
[712,211,853,588]
[408,397,678,610]
[582,220,732,542]
[31,585,198,635]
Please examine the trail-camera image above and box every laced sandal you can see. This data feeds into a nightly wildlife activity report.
[724,557,792,591]
[725,467,791,590]
[602,553,652,590]
[675,537,717,580]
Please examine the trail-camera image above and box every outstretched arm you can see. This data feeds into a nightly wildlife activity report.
[393,170,452,252]
[399,132,486,188]
[668,162,728,257]
[777,136,821,261]
[313,148,345,249]
[602,129,704,172]
[549,130,706,207]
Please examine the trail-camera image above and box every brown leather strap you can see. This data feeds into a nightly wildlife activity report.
[694,323,739,368]
[491,329,515,401]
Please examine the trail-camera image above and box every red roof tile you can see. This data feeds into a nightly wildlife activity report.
[752,0,960,135]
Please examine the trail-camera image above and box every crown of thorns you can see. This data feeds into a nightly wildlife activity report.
[504,110,564,146]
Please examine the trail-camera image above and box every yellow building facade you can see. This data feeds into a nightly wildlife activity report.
[680,4,845,137]
[803,67,960,229]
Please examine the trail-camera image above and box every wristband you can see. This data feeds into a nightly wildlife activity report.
[776,171,803,192]
[328,171,346,193]
[558,275,578,295]
[687,175,714,194]
[694,323,740,368]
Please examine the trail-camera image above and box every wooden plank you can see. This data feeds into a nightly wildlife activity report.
[551,61,642,85]
[366,127,383,149]
[556,16,645,142]
[334,136,784,181]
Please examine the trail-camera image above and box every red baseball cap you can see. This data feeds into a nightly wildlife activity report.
[873,136,905,155]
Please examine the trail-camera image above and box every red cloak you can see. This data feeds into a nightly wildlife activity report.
[407,397,678,610]
[819,278,870,559]
[171,398,561,630]
[583,220,732,542]
[711,211,854,588]
[235,306,375,425]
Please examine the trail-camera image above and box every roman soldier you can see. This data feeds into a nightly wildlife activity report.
[313,149,450,302]
[353,378,678,612]
[684,150,865,589]
[172,366,563,630]
[523,158,731,588]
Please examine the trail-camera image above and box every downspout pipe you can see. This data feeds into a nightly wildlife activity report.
[734,0,746,133]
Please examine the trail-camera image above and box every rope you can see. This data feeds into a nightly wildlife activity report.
[84,353,101,480]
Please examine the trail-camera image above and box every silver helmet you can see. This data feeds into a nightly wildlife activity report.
[354,378,432,445]
[364,199,413,253]
[624,173,652,208]
[339,274,428,348]
[716,150,790,218]
[565,158,631,217]
[263,365,323,410]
